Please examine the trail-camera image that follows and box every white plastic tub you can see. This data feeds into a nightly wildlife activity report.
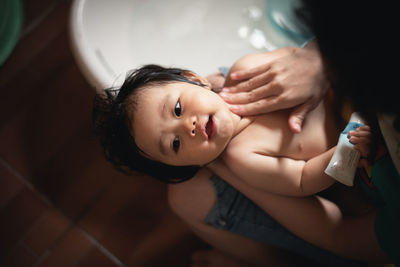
[69,0,296,92]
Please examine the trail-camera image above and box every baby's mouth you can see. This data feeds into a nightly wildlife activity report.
[205,115,215,139]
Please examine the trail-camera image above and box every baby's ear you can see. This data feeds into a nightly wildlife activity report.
[181,71,212,90]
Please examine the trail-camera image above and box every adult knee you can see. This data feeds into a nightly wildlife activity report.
[167,169,216,224]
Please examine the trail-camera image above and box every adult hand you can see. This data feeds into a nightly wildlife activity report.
[220,41,329,133]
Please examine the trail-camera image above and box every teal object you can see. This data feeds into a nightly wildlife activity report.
[370,154,400,267]
[266,0,313,46]
[0,0,24,66]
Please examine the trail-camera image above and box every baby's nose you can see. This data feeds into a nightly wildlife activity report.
[185,116,197,136]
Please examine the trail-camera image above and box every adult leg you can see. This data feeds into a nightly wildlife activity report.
[167,168,311,267]
[210,161,389,264]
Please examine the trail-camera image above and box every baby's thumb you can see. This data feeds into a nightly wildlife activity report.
[288,102,313,133]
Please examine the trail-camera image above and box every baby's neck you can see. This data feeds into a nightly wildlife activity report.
[232,114,255,138]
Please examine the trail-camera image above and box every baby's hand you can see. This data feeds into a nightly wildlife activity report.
[348,125,371,159]
[206,72,226,93]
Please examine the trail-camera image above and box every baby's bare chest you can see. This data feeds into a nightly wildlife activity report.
[231,109,337,160]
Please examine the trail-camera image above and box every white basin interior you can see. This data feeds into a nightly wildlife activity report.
[70,0,298,91]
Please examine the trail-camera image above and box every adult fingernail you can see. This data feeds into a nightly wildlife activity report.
[220,92,231,101]
[221,87,230,92]
[229,105,239,112]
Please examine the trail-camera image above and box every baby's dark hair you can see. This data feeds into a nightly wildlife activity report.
[92,64,204,183]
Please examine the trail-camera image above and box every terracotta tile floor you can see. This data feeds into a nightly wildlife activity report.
[0,0,208,266]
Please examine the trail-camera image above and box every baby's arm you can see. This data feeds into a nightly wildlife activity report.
[222,145,336,196]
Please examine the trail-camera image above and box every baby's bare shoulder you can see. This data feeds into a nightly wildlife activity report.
[222,134,264,166]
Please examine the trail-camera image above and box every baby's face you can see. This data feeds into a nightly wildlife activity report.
[131,81,240,167]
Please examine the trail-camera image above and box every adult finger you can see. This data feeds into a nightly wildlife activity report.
[230,63,271,81]
[220,83,281,104]
[228,96,283,116]
[226,70,275,94]
[288,101,316,133]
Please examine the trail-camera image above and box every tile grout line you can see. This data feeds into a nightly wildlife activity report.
[0,157,127,266]
[21,1,59,39]
[31,220,127,267]
[71,187,128,266]
[32,249,51,267]
[0,157,53,207]
[78,227,127,267]
[0,157,73,267]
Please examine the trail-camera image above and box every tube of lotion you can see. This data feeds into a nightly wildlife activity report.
[324,112,365,186]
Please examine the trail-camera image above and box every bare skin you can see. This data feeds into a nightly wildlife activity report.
[220,40,329,133]
[167,52,386,266]
[132,52,342,197]
[211,52,341,196]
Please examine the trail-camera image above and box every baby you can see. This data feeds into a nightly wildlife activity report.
[93,57,371,196]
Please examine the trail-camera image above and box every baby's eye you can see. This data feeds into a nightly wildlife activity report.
[172,136,180,153]
[174,100,181,117]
